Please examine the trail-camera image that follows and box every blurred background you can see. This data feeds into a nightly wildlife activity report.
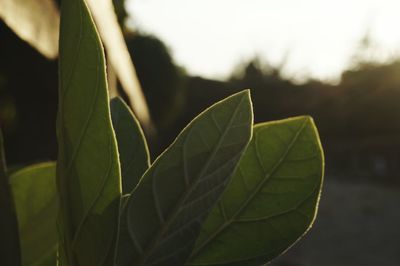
[1,0,400,265]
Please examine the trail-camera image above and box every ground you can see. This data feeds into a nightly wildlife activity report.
[271,178,400,266]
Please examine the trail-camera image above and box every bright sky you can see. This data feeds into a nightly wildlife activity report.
[127,0,400,83]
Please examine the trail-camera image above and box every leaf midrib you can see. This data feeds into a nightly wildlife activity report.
[189,119,309,259]
[137,95,246,265]
[187,182,320,266]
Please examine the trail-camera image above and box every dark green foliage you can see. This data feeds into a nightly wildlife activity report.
[111,98,150,194]
[111,97,152,266]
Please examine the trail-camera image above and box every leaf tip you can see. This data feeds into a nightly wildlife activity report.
[300,115,315,126]
[237,88,251,100]
[110,96,125,106]
[233,89,253,114]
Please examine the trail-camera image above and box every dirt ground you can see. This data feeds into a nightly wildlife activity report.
[270,178,400,266]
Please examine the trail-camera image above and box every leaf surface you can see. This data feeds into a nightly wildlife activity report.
[10,162,57,266]
[111,97,150,193]
[57,0,121,265]
[111,97,150,265]
[125,90,253,266]
[188,116,324,265]
[0,130,21,265]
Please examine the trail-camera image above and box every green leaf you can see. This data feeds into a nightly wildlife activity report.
[57,0,122,265]
[0,130,21,266]
[110,97,150,266]
[111,97,150,194]
[110,96,156,265]
[9,162,57,266]
[188,116,324,265]
[124,90,253,266]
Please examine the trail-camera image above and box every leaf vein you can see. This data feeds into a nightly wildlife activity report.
[189,118,309,258]
[138,95,247,265]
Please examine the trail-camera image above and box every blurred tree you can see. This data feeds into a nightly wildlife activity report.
[126,34,186,129]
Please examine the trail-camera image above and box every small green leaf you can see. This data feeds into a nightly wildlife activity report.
[110,97,151,266]
[10,162,57,266]
[57,0,122,265]
[188,116,324,265]
[124,90,253,266]
[111,97,150,193]
[0,130,21,266]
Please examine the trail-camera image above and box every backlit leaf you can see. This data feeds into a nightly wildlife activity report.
[111,97,150,194]
[189,116,324,265]
[10,162,57,266]
[57,0,121,264]
[111,97,150,265]
[125,90,253,266]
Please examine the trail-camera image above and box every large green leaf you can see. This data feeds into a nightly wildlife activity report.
[111,97,150,194]
[188,116,324,265]
[10,162,57,266]
[0,130,21,266]
[57,0,122,265]
[124,90,253,266]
